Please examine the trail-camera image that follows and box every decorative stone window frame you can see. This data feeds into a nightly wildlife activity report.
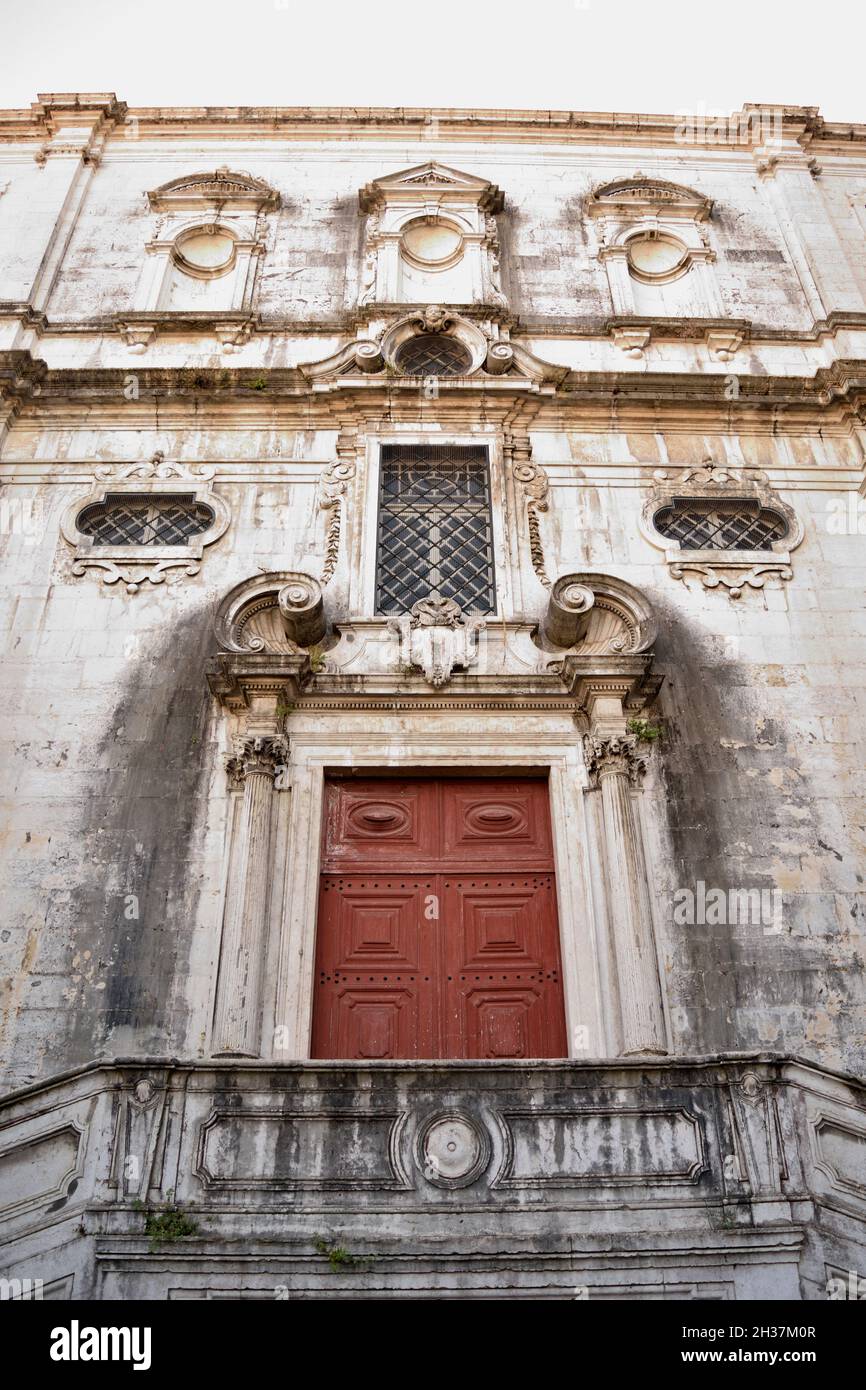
[358,430,515,620]
[119,169,279,350]
[379,307,490,376]
[588,176,724,325]
[300,306,563,384]
[357,161,506,307]
[639,461,803,599]
[61,455,230,593]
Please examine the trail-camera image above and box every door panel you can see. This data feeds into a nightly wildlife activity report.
[441,779,554,866]
[311,777,567,1060]
[442,874,566,1058]
[322,779,438,866]
[311,875,437,1059]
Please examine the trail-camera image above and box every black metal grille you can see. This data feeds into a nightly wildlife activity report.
[77,493,214,546]
[375,445,495,615]
[654,500,788,551]
[394,334,472,377]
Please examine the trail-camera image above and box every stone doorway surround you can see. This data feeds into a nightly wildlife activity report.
[206,564,670,1066]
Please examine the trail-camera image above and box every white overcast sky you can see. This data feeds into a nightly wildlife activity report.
[1,0,864,122]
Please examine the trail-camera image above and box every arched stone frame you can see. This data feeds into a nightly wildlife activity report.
[589,176,723,320]
[378,309,490,376]
[135,214,265,314]
[60,456,230,592]
[639,460,804,598]
[298,309,566,384]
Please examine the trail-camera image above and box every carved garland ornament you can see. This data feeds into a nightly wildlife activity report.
[315,427,360,585]
[507,432,551,588]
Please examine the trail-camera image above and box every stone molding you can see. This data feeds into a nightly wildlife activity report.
[2,1055,862,1298]
[146,168,280,214]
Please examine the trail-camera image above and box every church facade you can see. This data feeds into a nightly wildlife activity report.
[0,94,865,1299]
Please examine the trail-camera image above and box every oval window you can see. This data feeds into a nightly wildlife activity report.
[173,230,236,276]
[401,221,463,265]
[394,334,472,377]
[627,235,688,280]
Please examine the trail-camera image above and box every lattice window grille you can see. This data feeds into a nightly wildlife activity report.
[394,334,472,377]
[375,445,496,615]
[77,493,215,547]
[653,499,788,552]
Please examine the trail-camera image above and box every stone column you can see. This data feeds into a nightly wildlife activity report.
[211,735,287,1057]
[584,734,667,1055]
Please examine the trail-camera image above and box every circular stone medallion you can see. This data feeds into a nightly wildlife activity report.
[416,1111,491,1188]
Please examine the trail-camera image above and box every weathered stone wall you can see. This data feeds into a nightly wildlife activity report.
[0,1058,864,1300]
[0,99,864,1106]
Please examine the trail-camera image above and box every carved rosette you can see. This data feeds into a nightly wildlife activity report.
[583,734,647,788]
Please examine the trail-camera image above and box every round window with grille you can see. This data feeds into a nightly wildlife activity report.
[394,334,472,377]
[653,499,788,551]
[77,494,215,547]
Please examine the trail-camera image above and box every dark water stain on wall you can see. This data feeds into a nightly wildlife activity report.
[651,609,861,1064]
[55,605,217,1072]
[652,613,745,1053]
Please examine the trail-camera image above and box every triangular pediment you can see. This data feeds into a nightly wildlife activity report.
[360,162,503,212]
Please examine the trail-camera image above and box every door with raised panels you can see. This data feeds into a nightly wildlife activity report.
[311,776,567,1060]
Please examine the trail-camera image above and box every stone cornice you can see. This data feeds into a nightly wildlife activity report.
[1,100,863,150]
[4,351,866,433]
[1,1052,863,1110]
[8,306,866,351]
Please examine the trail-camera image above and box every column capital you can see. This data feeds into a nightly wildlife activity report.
[226,734,288,786]
[583,733,647,788]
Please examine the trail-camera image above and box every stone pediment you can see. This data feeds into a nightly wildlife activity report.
[359,162,504,213]
[147,167,280,212]
[590,176,713,220]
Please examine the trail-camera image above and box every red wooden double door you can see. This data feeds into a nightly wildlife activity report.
[311,776,568,1060]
